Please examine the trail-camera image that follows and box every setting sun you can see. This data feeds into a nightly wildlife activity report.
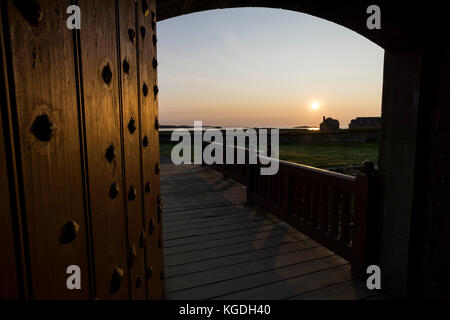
[311,101,320,110]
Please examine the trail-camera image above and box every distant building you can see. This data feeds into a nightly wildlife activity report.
[320,116,340,131]
[349,117,381,129]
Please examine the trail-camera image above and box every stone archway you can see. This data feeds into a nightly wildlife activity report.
[156,0,450,299]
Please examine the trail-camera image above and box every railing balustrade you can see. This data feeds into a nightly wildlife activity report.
[203,142,369,276]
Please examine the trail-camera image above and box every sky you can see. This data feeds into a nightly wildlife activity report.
[157,8,384,128]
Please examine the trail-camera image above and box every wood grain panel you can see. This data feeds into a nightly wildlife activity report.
[0,2,21,299]
[78,0,129,299]
[5,0,90,299]
[137,0,164,299]
[117,0,146,300]
[0,89,19,300]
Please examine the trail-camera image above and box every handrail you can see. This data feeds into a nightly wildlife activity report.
[276,159,356,181]
[209,141,356,180]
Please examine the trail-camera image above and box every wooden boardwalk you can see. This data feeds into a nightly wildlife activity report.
[161,157,382,300]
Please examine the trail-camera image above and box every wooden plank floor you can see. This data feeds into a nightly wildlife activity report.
[160,156,381,300]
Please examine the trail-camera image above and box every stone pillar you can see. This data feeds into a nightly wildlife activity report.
[378,48,423,298]
[407,46,450,299]
[380,45,450,299]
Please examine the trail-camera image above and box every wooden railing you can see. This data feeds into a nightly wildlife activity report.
[204,142,369,276]
[207,147,248,185]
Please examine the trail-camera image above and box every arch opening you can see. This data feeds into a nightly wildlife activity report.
[157,7,386,300]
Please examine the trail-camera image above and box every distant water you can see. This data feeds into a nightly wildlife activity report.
[159,126,320,132]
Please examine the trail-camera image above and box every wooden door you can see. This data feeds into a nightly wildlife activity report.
[0,0,163,300]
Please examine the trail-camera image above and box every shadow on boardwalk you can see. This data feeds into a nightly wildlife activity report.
[160,155,384,300]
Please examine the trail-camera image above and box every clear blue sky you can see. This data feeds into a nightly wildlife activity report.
[157,8,384,128]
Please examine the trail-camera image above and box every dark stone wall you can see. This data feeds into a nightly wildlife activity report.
[378,48,423,298]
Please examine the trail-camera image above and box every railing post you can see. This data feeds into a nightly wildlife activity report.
[201,141,206,166]
[281,166,291,217]
[352,160,381,277]
[362,161,382,269]
[351,171,369,277]
[246,163,254,205]
[222,142,228,179]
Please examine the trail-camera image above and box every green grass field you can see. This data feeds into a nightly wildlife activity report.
[160,141,379,168]
[279,141,379,168]
[159,142,177,159]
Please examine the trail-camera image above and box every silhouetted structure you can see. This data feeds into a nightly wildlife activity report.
[320,116,340,131]
[349,117,381,129]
